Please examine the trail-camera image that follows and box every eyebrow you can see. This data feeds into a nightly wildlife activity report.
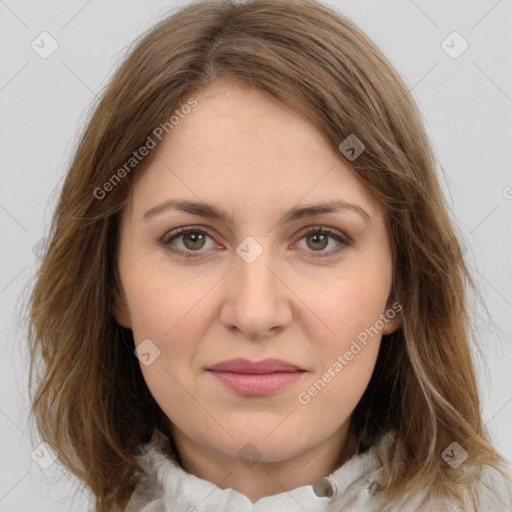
[142,199,371,226]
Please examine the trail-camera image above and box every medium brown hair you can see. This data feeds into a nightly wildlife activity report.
[24,0,509,510]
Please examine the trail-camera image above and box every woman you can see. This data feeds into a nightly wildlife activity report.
[25,0,512,510]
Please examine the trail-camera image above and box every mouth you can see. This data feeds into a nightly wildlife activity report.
[206,358,307,396]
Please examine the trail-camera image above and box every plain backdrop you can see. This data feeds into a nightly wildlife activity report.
[1,1,511,510]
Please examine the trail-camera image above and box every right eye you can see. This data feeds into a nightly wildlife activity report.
[161,226,219,258]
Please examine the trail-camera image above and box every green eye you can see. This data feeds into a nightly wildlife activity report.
[162,226,351,259]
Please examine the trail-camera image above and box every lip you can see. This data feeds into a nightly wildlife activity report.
[207,358,305,373]
[206,358,307,396]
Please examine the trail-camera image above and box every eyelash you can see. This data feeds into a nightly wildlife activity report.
[161,225,351,260]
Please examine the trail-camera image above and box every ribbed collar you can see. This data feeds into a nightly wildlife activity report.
[126,429,397,511]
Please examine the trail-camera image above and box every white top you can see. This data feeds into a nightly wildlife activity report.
[125,428,512,511]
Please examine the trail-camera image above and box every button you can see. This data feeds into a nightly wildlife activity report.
[312,477,334,498]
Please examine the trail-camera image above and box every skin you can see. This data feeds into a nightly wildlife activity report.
[112,82,401,503]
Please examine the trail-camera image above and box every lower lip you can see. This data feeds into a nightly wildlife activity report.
[207,370,305,395]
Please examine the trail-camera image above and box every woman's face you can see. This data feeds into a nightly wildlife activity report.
[113,82,399,469]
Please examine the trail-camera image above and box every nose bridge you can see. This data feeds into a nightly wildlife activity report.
[234,235,279,305]
[221,235,291,337]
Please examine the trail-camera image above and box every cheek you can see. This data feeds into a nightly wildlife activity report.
[124,263,218,406]
[304,266,391,354]
[293,269,389,409]
[123,256,216,344]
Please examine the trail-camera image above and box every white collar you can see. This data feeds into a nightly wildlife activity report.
[126,428,397,511]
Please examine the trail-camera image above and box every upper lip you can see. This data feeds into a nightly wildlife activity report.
[206,358,306,374]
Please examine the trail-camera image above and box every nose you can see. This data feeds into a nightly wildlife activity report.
[220,240,293,340]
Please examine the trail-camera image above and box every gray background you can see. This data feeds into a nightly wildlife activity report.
[1,0,511,510]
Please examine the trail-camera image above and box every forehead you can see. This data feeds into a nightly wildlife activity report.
[126,83,383,223]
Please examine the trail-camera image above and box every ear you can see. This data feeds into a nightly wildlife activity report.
[381,295,402,335]
[111,282,132,329]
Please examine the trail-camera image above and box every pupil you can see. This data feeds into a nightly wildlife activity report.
[185,232,205,250]
[309,233,328,250]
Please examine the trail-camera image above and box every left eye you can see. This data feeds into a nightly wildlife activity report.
[294,229,347,253]
[161,226,350,259]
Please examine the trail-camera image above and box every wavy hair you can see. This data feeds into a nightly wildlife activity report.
[23,0,509,510]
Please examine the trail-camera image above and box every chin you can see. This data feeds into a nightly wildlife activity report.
[224,424,314,461]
